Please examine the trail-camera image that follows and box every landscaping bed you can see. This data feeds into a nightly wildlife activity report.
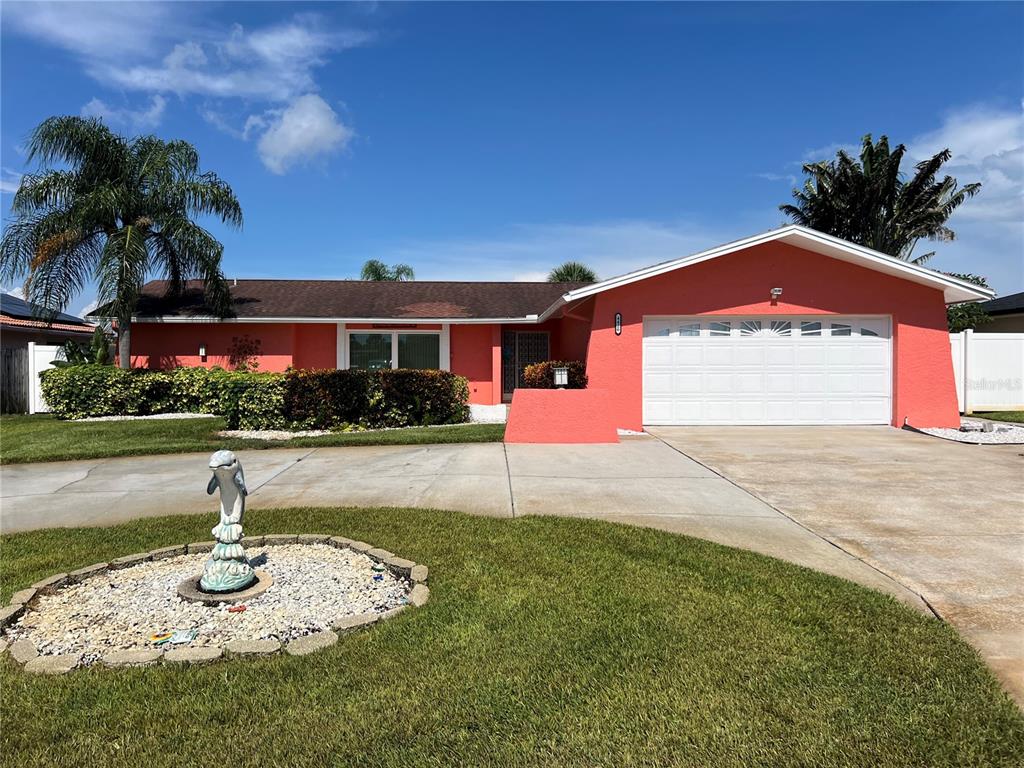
[2,508,1021,767]
[0,415,505,465]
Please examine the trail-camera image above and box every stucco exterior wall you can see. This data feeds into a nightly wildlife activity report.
[130,322,298,372]
[585,242,959,429]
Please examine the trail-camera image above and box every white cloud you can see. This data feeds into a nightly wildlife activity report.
[754,172,797,186]
[253,95,353,174]
[4,4,371,173]
[2,284,26,300]
[908,104,1023,226]
[0,168,22,194]
[90,16,370,102]
[81,95,167,130]
[1,1,181,59]
[367,220,730,282]
[907,104,1024,293]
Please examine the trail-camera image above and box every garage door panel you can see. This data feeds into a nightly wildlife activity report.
[766,373,795,393]
[673,346,703,365]
[734,346,765,366]
[643,316,891,425]
[796,346,828,365]
[797,372,827,393]
[705,373,733,394]
[675,373,702,393]
[735,373,763,393]
[645,345,674,367]
[643,372,674,395]
[856,345,890,367]
[765,346,796,365]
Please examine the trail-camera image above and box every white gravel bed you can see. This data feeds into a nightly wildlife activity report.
[916,419,1024,444]
[76,412,217,422]
[4,544,409,665]
[218,428,331,440]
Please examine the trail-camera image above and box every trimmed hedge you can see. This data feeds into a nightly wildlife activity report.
[39,365,469,430]
[521,360,588,389]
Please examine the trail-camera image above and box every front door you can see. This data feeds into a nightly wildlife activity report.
[502,331,550,401]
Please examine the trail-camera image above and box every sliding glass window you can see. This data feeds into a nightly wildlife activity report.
[348,333,392,370]
[398,333,440,369]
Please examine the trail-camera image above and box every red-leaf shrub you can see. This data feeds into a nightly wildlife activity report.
[520,360,588,389]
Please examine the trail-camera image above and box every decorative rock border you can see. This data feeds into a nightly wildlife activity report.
[0,534,430,675]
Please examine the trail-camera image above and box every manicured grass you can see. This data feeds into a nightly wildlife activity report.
[2,509,1022,767]
[0,414,505,464]
[974,410,1024,424]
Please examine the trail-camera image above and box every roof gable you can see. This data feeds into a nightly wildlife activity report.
[559,226,994,305]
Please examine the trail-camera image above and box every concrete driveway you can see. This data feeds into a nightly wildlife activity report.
[650,425,1024,705]
[2,428,1020,701]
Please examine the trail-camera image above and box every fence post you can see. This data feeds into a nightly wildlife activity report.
[962,328,973,415]
[27,341,36,414]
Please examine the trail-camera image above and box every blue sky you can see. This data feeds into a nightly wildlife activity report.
[2,1,1022,316]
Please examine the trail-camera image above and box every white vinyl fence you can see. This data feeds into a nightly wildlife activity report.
[27,342,62,414]
[949,331,1024,412]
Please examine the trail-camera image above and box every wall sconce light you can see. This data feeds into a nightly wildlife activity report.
[553,366,569,388]
[614,312,622,336]
[199,343,207,360]
[770,287,783,305]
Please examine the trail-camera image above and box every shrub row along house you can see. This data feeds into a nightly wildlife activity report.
[101,227,992,441]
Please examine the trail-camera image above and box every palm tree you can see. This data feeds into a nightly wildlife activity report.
[780,134,981,264]
[1,116,241,368]
[548,261,597,282]
[360,259,415,281]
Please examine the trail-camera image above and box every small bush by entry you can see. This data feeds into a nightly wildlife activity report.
[521,360,588,389]
[40,366,469,430]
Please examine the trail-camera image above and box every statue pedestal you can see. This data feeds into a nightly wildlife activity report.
[178,570,273,606]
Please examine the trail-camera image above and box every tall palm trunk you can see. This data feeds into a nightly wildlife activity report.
[118,315,132,369]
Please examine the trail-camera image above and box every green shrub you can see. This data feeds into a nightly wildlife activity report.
[41,365,469,430]
[283,369,372,429]
[40,366,172,419]
[370,369,469,427]
[521,360,588,389]
[283,369,468,429]
[227,374,286,430]
[166,366,229,414]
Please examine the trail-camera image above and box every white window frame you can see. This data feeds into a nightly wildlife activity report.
[341,324,450,371]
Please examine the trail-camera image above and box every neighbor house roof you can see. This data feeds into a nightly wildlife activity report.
[979,290,1024,316]
[553,225,994,312]
[124,280,586,323]
[1,292,94,334]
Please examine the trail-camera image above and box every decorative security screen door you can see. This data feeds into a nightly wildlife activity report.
[501,331,550,400]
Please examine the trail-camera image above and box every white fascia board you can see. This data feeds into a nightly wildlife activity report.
[128,315,546,325]
[558,225,994,305]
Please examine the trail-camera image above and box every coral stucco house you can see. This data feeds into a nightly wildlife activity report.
[122,227,992,439]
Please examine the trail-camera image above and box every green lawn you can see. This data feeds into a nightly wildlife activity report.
[974,411,1024,424]
[2,509,1021,767]
[0,414,505,464]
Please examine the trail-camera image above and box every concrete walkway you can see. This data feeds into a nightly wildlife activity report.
[0,438,923,609]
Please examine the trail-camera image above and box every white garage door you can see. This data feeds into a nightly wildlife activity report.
[643,316,891,425]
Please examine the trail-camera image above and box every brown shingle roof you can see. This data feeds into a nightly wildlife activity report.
[130,280,584,320]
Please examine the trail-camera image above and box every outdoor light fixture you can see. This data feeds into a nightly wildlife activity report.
[770,287,783,299]
[553,366,569,388]
[199,343,207,359]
